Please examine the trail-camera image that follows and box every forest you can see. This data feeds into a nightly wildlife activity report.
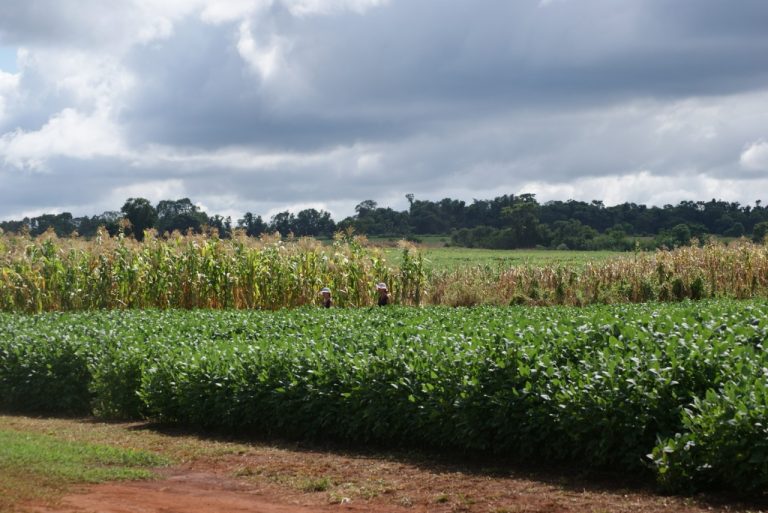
[2,194,768,250]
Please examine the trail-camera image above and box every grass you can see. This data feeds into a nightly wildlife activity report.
[0,414,249,511]
[381,246,620,270]
[0,424,167,511]
[413,247,619,269]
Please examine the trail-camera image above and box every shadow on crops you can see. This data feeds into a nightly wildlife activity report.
[118,419,766,512]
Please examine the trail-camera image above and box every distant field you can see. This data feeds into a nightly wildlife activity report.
[2,232,766,311]
[384,246,622,269]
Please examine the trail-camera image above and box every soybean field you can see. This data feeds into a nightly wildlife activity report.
[1,301,767,494]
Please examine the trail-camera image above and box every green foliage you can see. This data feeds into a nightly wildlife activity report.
[0,322,91,414]
[5,233,768,312]
[0,232,427,312]
[753,221,768,243]
[1,301,768,494]
[651,380,768,494]
[4,195,768,247]
[121,198,157,241]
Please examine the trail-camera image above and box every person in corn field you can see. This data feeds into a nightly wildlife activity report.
[320,287,332,308]
[376,282,389,306]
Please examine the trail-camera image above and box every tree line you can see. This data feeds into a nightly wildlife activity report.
[2,194,768,250]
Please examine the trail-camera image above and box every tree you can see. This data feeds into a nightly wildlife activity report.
[29,213,76,237]
[753,221,768,243]
[549,219,598,250]
[269,211,296,236]
[237,212,267,237]
[121,198,157,241]
[655,223,692,248]
[294,209,336,237]
[76,211,123,238]
[155,198,208,235]
[355,200,378,217]
[207,215,232,238]
[409,200,449,234]
[724,222,745,238]
[500,197,544,247]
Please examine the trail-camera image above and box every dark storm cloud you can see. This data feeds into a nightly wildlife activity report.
[120,17,405,151]
[118,0,768,153]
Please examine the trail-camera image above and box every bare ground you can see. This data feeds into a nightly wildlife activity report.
[7,416,767,513]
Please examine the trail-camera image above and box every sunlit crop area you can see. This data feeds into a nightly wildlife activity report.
[3,230,768,495]
[1,302,767,493]
[2,230,768,311]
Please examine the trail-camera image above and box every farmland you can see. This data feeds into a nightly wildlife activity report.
[2,301,768,495]
[2,230,768,311]
[383,246,621,269]
[2,231,768,504]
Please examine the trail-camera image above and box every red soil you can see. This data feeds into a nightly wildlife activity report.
[24,446,750,513]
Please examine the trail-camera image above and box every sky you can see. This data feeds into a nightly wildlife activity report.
[1,0,768,222]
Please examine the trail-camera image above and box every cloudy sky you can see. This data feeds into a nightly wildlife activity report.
[1,0,768,222]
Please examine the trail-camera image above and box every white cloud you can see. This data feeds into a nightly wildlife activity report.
[356,152,382,173]
[198,0,386,25]
[286,0,389,16]
[519,171,768,206]
[0,70,20,122]
[264,201,331,219]
[653,99,721,140]
[740,141,768,172]
[132,0,206,42]
[237,20,288,80]
[0,108,127,169]
[108,179,187,206]
[199,0,268,24]
[26,49,135,107]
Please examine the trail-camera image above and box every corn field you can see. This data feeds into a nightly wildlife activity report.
[1,229,767,312]
[0,229,425,312]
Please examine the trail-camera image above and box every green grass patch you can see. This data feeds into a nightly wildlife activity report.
[0,427,166,510]
[383,247,620,270]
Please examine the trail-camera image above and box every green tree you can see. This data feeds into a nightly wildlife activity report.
[207,215,232,238]
[549,219,598,250]
[753,221,768,243]
[237,213,267,237]
[155,198,208,235]
[269,211,296,236]
[500,197,544,247]
[294,209,336,237]
[121,198,157,241]
[724,222,745,238]
[29,213,76,237]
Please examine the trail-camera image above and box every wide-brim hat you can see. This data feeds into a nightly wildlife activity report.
[376,282,388,290]
[320,287,331,294]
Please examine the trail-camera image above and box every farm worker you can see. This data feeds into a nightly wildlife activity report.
[320,287,332,308]
[376,282,389,306]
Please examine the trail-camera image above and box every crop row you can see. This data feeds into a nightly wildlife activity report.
[2,231,768,312]
[1,301,767,494]
[0,232,426,312]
